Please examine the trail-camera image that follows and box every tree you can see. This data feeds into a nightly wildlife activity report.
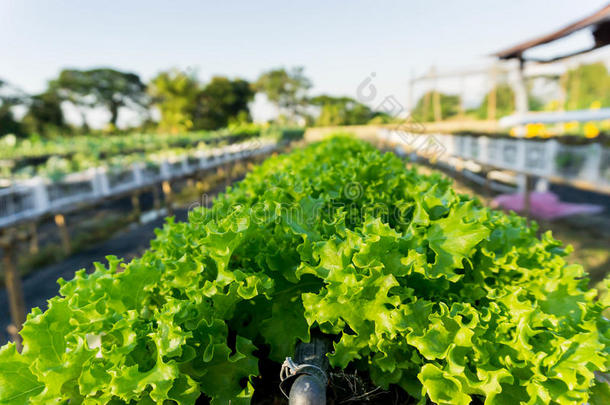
[0,79,25,137]
[309,95,386,126]
[49,70,90,130]
[22,91,68,136]
[477,84,542,119]
[411,91,460,122]
[0,105,23,137]
[50,68,147,128]
[149,71,255,133]
[477,84,514,119]
[148,69,200,134]
[0,78,28,105]
[254,67,312,121]
[563,62,610,110]
[195,76,254,130]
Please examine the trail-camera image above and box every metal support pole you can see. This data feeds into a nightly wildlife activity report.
[514,57,529,136]
[523,174,533,217]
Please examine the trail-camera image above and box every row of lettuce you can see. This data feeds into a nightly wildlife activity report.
[1,136,608,404]
[0,125,303,182]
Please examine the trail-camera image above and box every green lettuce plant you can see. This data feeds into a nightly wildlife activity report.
[0,136,608,404]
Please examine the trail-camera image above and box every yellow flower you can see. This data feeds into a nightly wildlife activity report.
[564,121,579,133]
[584,122,600,138]
[525,123,546,138]
[590,101,602,110]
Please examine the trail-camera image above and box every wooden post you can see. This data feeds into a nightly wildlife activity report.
[131,191,141,221]
[484,172,492,196]
[487,66,497,121]
[488,86,497,121]
[408,73,415,114]
[559,70,568,111]
[1,233,25,351]
[569,66,580,110]
[454,159,464,183]
[433,90,442,122]
[54,213,71,255]
[152,185,161,211]
[423,86,431,122]
[162,180,173,217]
[28,221,39,255]
[459,74,466,119]
[225,161,231,188]
[429,66,441,122]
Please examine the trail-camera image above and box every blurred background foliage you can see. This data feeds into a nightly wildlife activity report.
[3,61,610,139]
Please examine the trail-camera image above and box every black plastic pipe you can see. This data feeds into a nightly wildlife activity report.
[280,337,330,405]
[289,374,326,405]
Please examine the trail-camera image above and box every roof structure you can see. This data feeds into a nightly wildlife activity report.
[494,4,610,62]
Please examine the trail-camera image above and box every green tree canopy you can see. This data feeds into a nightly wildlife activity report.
[0,78,25,137]
[309,95,386,126]
[0,78,29,106]
[254,66,312,121]
[22,91,68,136]
[477,84,514,119]
[476,84,543,119]
[195,76,254,130]
[148,69,200,134]
[563,62,610,110]
[50,68,148,128]
[411,91,461,122]
[149,71,255,133]
[0,106,23,137]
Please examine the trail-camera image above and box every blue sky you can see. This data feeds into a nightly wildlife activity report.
[2,0,609,125]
